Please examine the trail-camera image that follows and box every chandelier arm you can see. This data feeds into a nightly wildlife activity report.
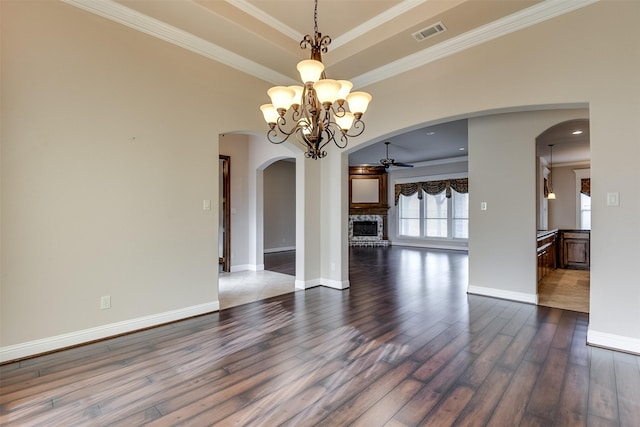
[338,132,349,149]
[266,128,290,145]
[343,119,366,138]
[261,0,369,159]
[324,125,349,150]
[274,116,301,138]
[331,104,347,117]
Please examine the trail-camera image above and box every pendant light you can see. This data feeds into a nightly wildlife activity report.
[547,144,556,200]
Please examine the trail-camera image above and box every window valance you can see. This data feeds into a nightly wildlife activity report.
[581,178,591,196]
[394,178,468,205]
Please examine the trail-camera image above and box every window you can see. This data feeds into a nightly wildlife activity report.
[580,193,591,230]
[452,190,469,238]
[424,192,447,237]
[399,189,469,240]
[574,169,590,230]
[398,193,420,237]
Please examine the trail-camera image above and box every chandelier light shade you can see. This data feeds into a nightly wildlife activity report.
[260,0,372,159]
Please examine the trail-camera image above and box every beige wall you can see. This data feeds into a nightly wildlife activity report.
[342,0,640,351]
[468,110,587,300]
[219,134,250,269]
[549,165,590,230]
[0,1,269,352]
[2,0,639,357]
[264,160,296,251]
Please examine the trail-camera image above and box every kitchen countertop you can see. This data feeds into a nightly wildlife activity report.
[537,229,558,239]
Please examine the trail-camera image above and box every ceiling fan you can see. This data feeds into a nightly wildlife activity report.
[380,141,414,169]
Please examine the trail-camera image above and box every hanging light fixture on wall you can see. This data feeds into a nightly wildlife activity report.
[547,144,556,200]
[259,0,372,159]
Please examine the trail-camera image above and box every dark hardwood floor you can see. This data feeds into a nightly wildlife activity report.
[2,246,640,426]
[264,250,295,276]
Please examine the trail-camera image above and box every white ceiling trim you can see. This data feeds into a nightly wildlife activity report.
[62,0,598,88]
[351,0,599,88]
[225,0,303,42]
[331,0,428,50]
[393,169,468,183]
[62,0,298,85]
[226,0,428,50]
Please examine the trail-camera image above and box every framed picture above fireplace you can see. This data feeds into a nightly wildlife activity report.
[349,166,388,209]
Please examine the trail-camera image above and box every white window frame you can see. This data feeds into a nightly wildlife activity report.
[574,168,590,230]
[396,173,468,242]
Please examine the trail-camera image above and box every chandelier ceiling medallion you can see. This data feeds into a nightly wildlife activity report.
[260,0,372,159]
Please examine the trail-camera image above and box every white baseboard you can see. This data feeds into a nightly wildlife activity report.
[467,285,537,304]
[587,329,640,355]
[295,278,350,290]
[391,241,468,252]
[321,278,350,290]
[295,278,321,290]
[230,264,264,273]
[0,301,219,363]
[264,246,295,254]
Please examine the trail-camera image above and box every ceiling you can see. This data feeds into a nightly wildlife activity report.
[68,0,594,166]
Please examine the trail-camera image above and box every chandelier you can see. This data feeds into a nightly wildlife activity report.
[259,0,372,159]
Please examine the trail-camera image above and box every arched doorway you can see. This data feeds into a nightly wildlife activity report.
[535,118,591,313]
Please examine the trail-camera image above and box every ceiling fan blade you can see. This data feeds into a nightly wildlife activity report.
[380,142,413,168]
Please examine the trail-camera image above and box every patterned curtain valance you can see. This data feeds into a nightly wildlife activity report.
[581,178,591,196]
[394,178,468,205]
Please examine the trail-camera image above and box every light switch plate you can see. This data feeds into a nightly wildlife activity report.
[203,199,212,210]
[100,295,111,310]
[480,202,487,211]
[607,192,619,207]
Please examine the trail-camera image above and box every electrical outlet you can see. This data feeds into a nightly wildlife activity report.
[100,295,111,310]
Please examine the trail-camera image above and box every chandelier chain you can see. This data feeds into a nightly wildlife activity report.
[313,0,318,35]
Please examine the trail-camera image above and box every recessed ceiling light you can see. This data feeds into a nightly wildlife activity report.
[426,131,435,136]
[572,130,583,135]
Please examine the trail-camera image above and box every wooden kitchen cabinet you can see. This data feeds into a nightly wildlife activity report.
[558,230,590,270]
[537,230,557,282]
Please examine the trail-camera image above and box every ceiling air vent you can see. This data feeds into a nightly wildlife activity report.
[412,22,447,42]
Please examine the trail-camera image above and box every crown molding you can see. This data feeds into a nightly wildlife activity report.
[61,0,298,86]
[62,0,598,88]
[227,0,427,51]
[226,0,303,42]
[331,0,427,50]
[352,0,599,88]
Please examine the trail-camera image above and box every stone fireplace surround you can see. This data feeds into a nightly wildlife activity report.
[348,214,390,247]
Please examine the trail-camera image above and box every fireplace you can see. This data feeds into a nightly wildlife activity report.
[353,221,378,237]
[348,166,390,247]
[349,215,389,247]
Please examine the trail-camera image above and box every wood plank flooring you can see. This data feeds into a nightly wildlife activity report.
[2,246,640,426]
[264,250,296,276]
[538,269,590,313]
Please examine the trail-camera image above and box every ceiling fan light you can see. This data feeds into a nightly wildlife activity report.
[346,91,372,115]
[335,112,355,131]
[267,86,295,111]
[313,79,341,105]
[297,59,324,84]
[260,104,279,124]
[336,80,353,101]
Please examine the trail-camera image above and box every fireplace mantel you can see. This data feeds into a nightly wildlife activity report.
[349,166,390,246]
